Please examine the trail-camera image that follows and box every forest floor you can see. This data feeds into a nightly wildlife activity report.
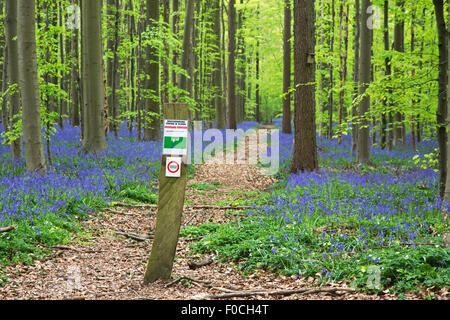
[0,127,429,300]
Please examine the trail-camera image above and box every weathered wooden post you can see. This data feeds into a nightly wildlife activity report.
[144,103,189,284]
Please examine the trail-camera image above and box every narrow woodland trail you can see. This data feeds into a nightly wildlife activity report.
[0,127,414,300]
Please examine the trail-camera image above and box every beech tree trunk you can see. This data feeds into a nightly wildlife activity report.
[17,0,47,172]
[282,0,292,134]
[356,0,371,164]
[143,0,160,141]
[393,0,405,146]
[81,0,106,154]
[227,0,237,130]
[351,0,360,154]
[6,0,22,160]
[212,0,225,129]
[433,0,448,199]
[291,0,318,174]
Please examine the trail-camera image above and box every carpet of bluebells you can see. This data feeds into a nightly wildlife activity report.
[182,119,450,294]
[0,121,258,266]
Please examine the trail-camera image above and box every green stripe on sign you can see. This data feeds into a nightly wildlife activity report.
[164,136,187,149]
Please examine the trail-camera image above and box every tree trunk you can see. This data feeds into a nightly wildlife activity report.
[393,0,404,147]
[71,23,80,127]
[291,0,318,174]
[356,0,371,164]
[282,0,292,134]
[6,0,22,160]
[433,0,448,199]
[110,0,121,138]
[227,0,237,130]
[327,0,335,140]
[17,0,47,172]
[81,0,106,153]
[212,0,225,129]
[255,40,260,123]
[351,0,360,154]
[179,0,194,93]
[337,2,349,145]
[383,0,393,151]
[171,0,179,93]
[143,0,160,141]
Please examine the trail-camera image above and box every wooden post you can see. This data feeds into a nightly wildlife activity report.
[144,103,189,284]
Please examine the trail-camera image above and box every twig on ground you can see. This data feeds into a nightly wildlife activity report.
[165,276,212,288]
[187,257,214,270]
[182,213,199,228]
[0,225,16,233]
[114,231,153,242]
[192,286,356,300]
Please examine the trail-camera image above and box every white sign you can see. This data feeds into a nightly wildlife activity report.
[165,157,182,178]
[163,120,189,156]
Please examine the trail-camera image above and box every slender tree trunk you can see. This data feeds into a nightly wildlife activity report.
[221,0,228,123]
[282,0,292,134]
[58,3,67,129]
[351,0,360,154]
[410,10,417,152]
[433,0,448,199]
[18,0,47,172]
[179,0,194,93]
[291,0,318,173]
[81,0,106,153]
[128,0,136,134]
[143,0,160,141]
[71,24,80,127]
[212,0,225,129]
[6,0,22,160]
[171,0,179,93]
[328,0,335,140]
[393,0,405,146]
[443,0,450,207]
[227,0,237,130]
[337,2,349,145]
[255,40,260,123]
[357,0,371,164]
[383,0,393,151]
[1,48,8,134]
[162,0,170,104]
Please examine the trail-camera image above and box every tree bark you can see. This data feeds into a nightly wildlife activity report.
[393,0,404,146]
[171,0,179,93]
[17,0,47,172]
[351,0,360,154]
[227,0,237,130]
[337,2,349,145]
[327,0,335,140]
[6,0,22,160]
[356,0,371,164]
[81,0,106,153]
[282,0,292,134]
[212,0,225,129]
[433,0,448,199]
[290,0,318,174]
[143,0,160,141]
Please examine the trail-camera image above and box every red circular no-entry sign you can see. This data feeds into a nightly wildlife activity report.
[167,161,180,174]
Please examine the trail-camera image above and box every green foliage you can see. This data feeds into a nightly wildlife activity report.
[412,149,439,172]
[188,182,221,191]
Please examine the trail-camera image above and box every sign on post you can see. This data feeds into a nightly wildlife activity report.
[144,103,189,284]
[163,120,188,156]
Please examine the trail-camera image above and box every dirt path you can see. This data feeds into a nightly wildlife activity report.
[0,128,420,300]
